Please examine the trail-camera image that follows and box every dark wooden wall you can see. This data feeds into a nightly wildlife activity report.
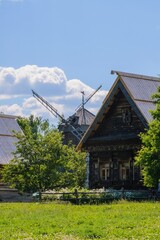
[84,89,145,189]
[93,90,144,138]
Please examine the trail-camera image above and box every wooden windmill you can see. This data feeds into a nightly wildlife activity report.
[32,85,102,145]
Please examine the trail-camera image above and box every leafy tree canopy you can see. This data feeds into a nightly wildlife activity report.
[136,86,160,188]
[2,115,86,193]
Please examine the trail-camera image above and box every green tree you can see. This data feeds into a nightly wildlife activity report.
[1,116,86,196]
[136,86,160,188]
[17,115,49,137]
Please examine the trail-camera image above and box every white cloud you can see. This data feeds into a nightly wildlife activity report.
[65,79,107,104]
[23,97,64,115]
[0,65,67,96]
[0,65,107,125]
[66,79,93,94]
[22,97,38,109]
[0,94,21,100]
[0,104,23,116]
[88,89,108,103]
[15,65,67,85]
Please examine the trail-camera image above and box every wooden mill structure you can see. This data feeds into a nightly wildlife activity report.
[32,86,101,145]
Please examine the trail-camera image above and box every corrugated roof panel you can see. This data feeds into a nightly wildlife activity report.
[122,76,160,101]
[0,136,18,164]
[0,115,22,164]
[0,118,10,135]
[77,109,95,126]
[73,108,95,126]
[3,117,22,133]
[135,100,155,122]
[0,117,21,136]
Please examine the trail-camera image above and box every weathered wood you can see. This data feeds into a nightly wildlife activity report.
[85,144,140,152]
[83,89,145,189]
[41,189,156,204]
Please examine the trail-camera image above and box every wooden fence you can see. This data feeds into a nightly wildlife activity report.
[35,189,160,204]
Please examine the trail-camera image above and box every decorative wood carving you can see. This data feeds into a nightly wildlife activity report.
[121,108,131,125]
[85,144,140,152]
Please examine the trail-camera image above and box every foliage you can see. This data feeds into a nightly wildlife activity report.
[41,188,152,204]
[17,115,50,137]
[1,115,86,193]
[136,86,160,187]
[1,202,160,239]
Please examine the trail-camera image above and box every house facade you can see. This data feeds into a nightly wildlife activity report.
[78,71,160,189]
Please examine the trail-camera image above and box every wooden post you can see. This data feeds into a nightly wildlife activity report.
[39,189,42,202]
[74,189,79,205]
[85,152,90,188]
[121,187,125,199]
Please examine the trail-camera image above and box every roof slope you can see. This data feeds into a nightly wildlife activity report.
[69,108,95,126]
[78,71,160,149]
[0,114,22,164]
[118,72,160,122]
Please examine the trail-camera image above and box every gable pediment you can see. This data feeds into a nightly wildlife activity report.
[77,71,160,150]
[92,87,145,140]
[88,79,148,140]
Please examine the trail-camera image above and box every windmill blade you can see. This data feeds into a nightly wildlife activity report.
[32,89,83,140]
[84,84,102,105]
[32,89,65,121]
[75,85,102,111]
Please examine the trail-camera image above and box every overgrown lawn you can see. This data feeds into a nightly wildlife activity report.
[0,201,160,239]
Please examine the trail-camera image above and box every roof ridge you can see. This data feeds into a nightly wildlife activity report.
[0,134,15,137]
[111,70,160,81]
[0,113,18,119]
[76,107,95,116]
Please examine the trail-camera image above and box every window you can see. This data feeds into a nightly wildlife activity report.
[100,163,110,180]
[94,163,99,177]
[120,162,130,180]
[122,108,131,125]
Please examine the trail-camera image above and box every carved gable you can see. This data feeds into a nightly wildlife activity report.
[92,89,145,139]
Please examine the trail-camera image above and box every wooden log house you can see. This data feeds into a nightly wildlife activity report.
[77,71,160,189]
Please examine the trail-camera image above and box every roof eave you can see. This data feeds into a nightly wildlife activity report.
[77,75,121,150]
[0,113,19,119]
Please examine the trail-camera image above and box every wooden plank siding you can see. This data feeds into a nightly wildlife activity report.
[86,90,143,189]
[93,90,144,138]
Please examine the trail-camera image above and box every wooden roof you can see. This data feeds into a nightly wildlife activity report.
[77,71,160,150]
[0,114,22,164]
[68,107,95,126]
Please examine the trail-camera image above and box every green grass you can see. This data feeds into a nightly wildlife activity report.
[0,201,160,239]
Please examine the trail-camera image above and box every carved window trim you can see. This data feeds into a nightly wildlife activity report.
[100,163,110,180]
[119,162,130,180]
[121,108,131,125]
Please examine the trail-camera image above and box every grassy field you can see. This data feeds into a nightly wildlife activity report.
[0,201,160,240]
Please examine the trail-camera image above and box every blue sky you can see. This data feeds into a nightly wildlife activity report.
[0,0,160,125]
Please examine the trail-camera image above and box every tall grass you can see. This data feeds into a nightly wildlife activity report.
[0,201,160,239]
